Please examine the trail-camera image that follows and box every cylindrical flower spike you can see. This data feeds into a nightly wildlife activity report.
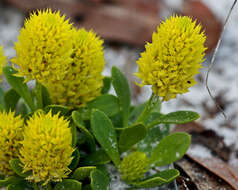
[12,9,74,84]
[19,111,74,185]
[135,15,207,101]
[45,29,106,108]
[119,152,149,182]
[0,111,24,176]
[0,46,7,80]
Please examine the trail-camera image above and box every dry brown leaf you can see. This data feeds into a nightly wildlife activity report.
[176,157,234,190]
[186,155,238,190]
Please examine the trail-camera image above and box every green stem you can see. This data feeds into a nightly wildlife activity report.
[135,93,161,123]
[33,183,39,190]
[35,81,43,109]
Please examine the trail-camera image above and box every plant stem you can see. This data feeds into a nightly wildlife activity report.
[135,93,160,123]
[35,81,43,109]
[33,183,39,190]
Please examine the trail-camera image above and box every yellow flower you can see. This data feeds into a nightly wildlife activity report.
[0,46,7,80]
[135,15,206,101]
[119,152,149,182]
[19,111,74,184]
[46,29,105,108]
[12,9,74,84]
[0,111,24,176]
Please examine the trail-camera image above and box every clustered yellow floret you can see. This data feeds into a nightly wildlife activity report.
[12,9,74,84]
[45,28,105,107]
[0,46,7,80]
[19,111,74,184]
[135,15,207,101]
[0,111,24,176]
[119,152,149,182]
[12,9,105,107]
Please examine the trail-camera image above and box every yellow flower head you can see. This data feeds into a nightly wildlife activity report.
[135,15,206,101]
[46,29,105,107]
[0,111,24,176]
[0,46,7,80]
[119,152,149,182]
[19,111,74,184]
[12,9,73,84]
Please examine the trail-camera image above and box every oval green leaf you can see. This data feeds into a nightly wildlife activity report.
[119,123,147,153]
[87,94,120,117]
[149,111,199,128]
[91,109,120,166]
[101,76,111,94]
[9,159,30,178]
[90,169,109,190]
[69,149,80,170]
[72,166,96,181]
[137,124,170,157]
[81,149,111,166]
[3,66,35,111]
[72,111,96,152]
[54,179,82,190]
[0,176,22,188]
[44,105,70,117]
[149,132,191,166]
[131,169,179,188]
[4,88,20,111]
[111,66,131,127]
[7,182,26,190]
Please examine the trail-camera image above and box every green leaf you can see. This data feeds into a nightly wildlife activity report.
[145,112,164,125]
[87,94,120,117]
[149,132,191,166]
[54,179,82,190]
[0,87,5,110]
[119,123,147,153]
[111,66,130,127]
[136,94,161,124]
[3,66,35,111]
[91,109,120,166]
[101,76,111,94]
[41,83,51,107]
[148,111,199,128]
[131,169,179,188]
[70,123,77,147]
[9,159,30,178]
[34,82,51,109]
[81,149,111,166]
[96,165,110,179]
[69,149,80,170]
[129,102,147,124]
[83,185,92,190]
[72,111,84,126]
[4,89,20,111]
[90,169,109,190]
[110,112,123,129]
[0,176,22,187]
[137,124,170,157]
[7,182,26,190]
[72,111,96,152]
[72,166,96,181]
[44,105,70,116]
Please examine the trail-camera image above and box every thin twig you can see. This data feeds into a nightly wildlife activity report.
[205,0,237,119]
